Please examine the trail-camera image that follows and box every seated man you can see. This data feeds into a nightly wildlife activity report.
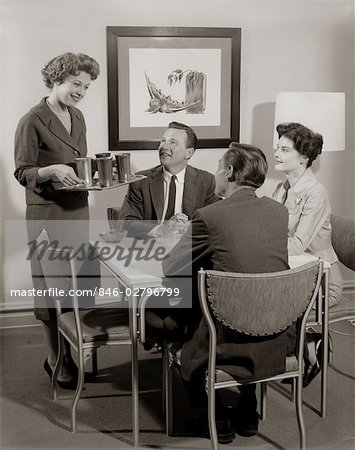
[163,143,295,443]
[119,121,220,345]
[119,121,220,238]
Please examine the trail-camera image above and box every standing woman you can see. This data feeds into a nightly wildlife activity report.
[273,122,343,307]
[14,52,100,387]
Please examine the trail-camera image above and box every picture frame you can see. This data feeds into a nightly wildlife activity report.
[107,26,241,150]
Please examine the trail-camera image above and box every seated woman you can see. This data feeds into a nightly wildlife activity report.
[272,122,343,307]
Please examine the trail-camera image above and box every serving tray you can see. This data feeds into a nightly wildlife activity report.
[57,174,146,191]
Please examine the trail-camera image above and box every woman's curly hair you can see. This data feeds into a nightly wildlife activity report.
[276,122,323,167]
[41,52,100,88]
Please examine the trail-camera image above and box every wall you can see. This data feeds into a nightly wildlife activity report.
[1,0,354,304]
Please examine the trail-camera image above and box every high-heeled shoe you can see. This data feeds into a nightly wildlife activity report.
[303,330,333,387]
[43,359,84,390]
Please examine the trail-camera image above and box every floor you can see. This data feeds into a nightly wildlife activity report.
[0,311,354,449]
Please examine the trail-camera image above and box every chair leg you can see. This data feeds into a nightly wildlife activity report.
[260,382,267,421]
[52,333,65,401]
[131,340,139,447]
[207,381,218,450]
[292,377,296,403]
[164,345,177,437]
[162,345,167,419]
[295,376,306,450]
[71,349,85,433]
[320,281,329,418]
[91,348,98,376]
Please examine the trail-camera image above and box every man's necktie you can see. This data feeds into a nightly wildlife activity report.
[165,175,177,221]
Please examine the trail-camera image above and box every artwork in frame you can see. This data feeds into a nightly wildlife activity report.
[107,26,241,150]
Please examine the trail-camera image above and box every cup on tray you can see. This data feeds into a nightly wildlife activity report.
[96,157,113,187]
[95,152,111,158]
[75,157,92,186]
[95,152,117,173]
[115,153,131,183]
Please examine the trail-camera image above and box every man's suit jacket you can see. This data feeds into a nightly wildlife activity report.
[14,97,88,208]
[163,188,294,382]
[119,164,220,235]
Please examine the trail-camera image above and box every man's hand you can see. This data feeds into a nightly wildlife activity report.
[171,212,189,223]
[158,213,190,238]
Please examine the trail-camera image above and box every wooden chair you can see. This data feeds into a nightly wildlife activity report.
[167,261,323,450]
[37,230,140,446]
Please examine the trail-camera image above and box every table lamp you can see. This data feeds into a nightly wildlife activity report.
[273,92,345,151]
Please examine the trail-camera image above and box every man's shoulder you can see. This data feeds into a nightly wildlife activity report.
[126,166,162,194]
[197,192,288,215]
[194,196,224,218]
[187,165,214,180]
[259,195,289,217]
[137,165,162,177]
[136,164,214,180]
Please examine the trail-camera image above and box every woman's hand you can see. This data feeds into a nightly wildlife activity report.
[37,164,83,186]
[51,164,83,186]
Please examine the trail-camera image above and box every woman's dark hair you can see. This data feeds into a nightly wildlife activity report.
[225,143,268,189]
[276,122,323,167]
[41,52,100,88]
[168,121,197,149]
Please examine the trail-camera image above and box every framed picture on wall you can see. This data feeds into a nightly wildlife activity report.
[107,26,241,150]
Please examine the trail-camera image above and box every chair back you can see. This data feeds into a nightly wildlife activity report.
[35,230,83,340]
[331,214,355,271]
[39,247,78,302]
[198,260,323,336]
[198,263,323,450]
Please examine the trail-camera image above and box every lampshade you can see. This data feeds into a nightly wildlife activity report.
[273,92,345,151]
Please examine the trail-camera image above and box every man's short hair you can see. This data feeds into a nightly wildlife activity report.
[225,143,268,189]
[168,122,197,149]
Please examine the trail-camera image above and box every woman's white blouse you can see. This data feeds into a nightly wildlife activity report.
[272,168,338,264]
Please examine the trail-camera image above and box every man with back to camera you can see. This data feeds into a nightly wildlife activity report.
[163,143,294,443]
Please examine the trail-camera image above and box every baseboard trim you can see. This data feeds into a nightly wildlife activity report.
[0,311,34,317]
[0,324,40,330]
[0,301,34,312]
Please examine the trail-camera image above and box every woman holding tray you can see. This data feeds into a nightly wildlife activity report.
[14,52,100,388]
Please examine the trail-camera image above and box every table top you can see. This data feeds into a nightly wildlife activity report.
[94,235,330,288]
[289,253,331,270]
[94,237,179,287]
